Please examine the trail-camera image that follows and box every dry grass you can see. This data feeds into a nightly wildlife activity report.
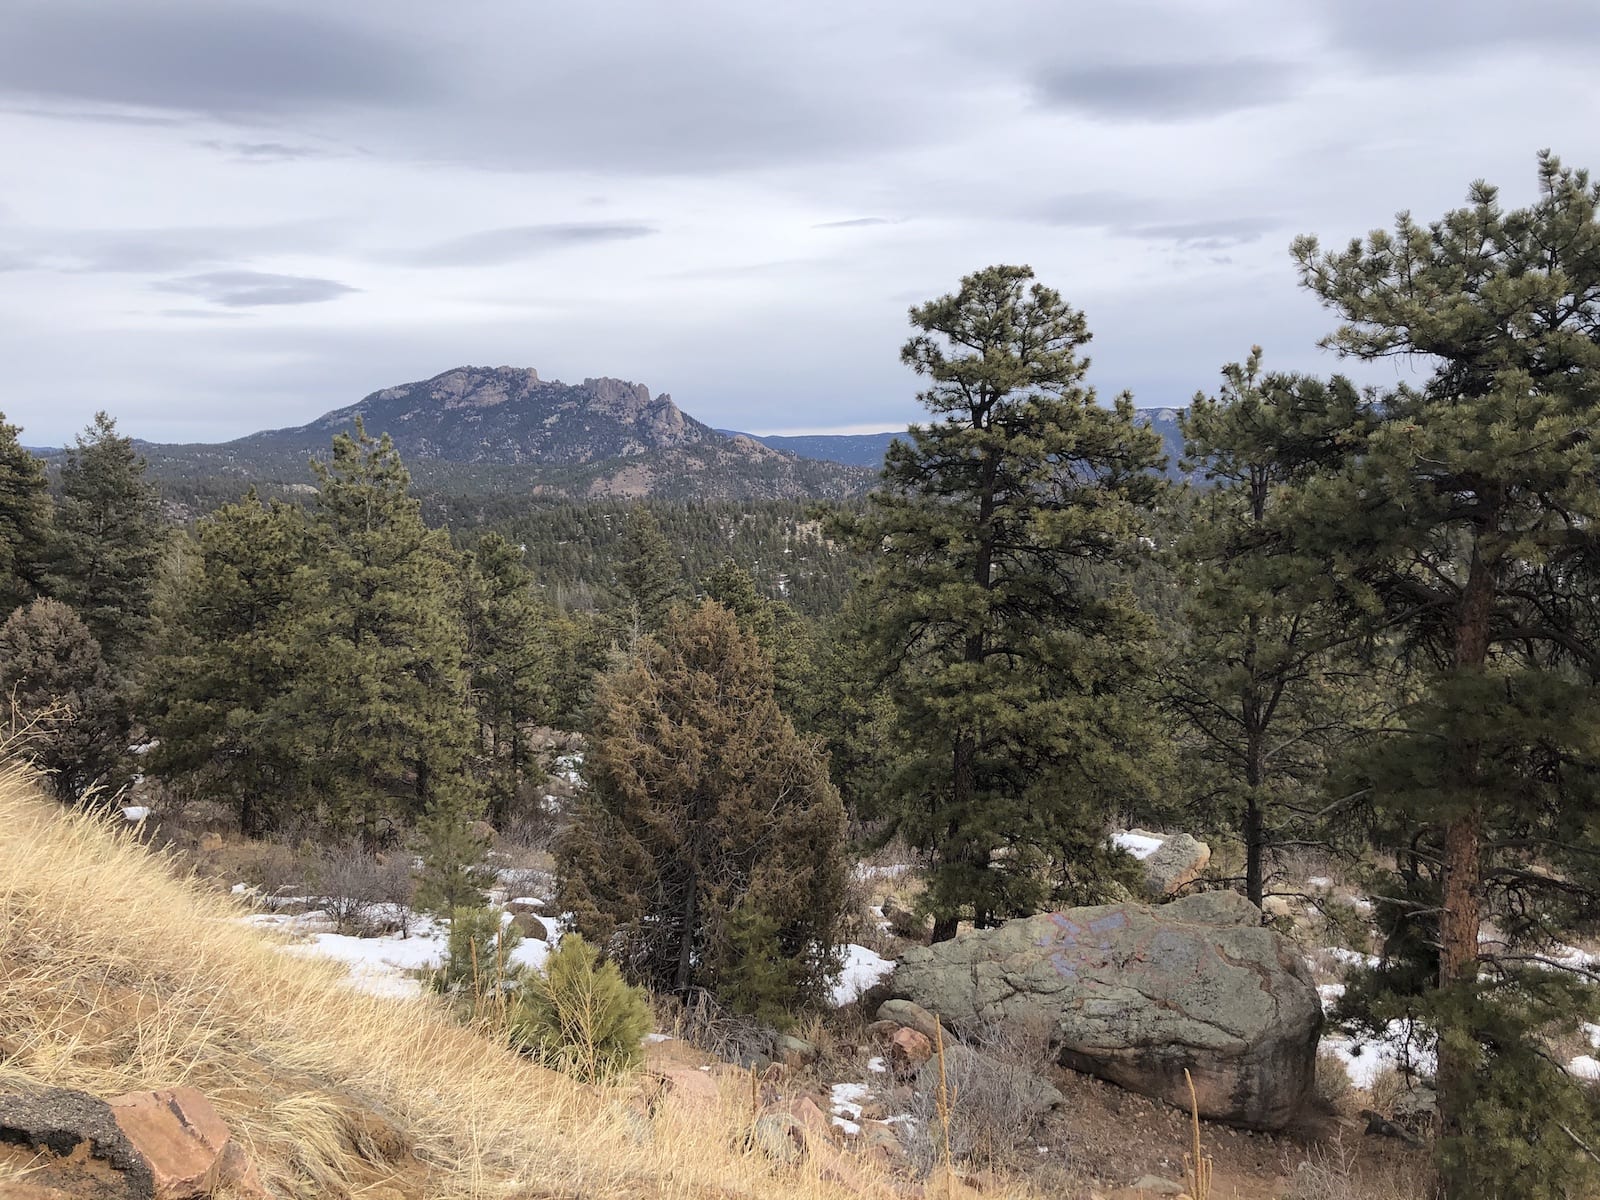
[0,763,914,1200]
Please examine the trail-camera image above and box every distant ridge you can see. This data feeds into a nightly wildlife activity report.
[727,409,1188,477]
[126,366,876,503]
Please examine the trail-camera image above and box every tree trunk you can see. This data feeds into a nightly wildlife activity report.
[1244,786,1264,909]
[674,870,699,995]
[1436,545,1494,1155]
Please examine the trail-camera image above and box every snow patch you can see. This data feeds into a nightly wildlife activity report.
[832,944,894,1006]
[1110,831,1164,860]
[829,1082,867,1135]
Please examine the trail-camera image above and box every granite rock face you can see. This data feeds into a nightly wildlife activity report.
[889,891,1322,1129]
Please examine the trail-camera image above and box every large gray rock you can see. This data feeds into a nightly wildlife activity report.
[1142,833,1210,897]
[888,891,1321,1130]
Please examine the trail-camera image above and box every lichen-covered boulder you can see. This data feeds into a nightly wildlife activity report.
[888,891,1321,1130]
[1141,833,1210,897]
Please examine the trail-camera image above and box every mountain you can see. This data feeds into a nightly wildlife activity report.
[726,408,1190,476]
[132,367,874,503]
[719,430,902,468]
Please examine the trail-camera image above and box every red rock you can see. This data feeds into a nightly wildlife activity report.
[651,1064,720,1111]
[107,1088,265,1200]
[888,1026,933,1073]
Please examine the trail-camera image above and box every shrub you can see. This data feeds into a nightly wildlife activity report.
[510,934,651,1083]
[431,906,524,1021]
[305,840,410,935]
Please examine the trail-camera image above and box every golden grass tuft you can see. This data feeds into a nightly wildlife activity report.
[0,763,901,1199]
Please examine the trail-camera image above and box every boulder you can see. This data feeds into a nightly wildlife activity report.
[875,999,943,1043]
[1142,833,1210,897]
[887,1027,932,1074]
[776,1034,818,1068]
[889,891,1321,1130]
[0,1087,151,1198]
[510,911,549,941]
[108,1088,266,1200]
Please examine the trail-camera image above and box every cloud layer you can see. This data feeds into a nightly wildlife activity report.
[0,0,1595,442]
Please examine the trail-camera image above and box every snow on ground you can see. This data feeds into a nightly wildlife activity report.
[1324,946,1380,970]
[120,806,150,822]
[829,1082,867,1135]
[852,863,912,880]
[833,944,894,1006]
[1317,975,1436,1089]
[1110,831,1163,860]
[245,907,558,998]
[1571,1055,1600,1081]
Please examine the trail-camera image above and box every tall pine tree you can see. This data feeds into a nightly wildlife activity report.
[0,411,50,617]
[44,413,165,670]
[145,492,309,835]
[1169,351,1373,905]
[463,533,552,824]
[294,422,476,842]
[1293,152,1600,1196]
[846,264,1165,938]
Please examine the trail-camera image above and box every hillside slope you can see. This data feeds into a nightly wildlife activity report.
[0,764,888,1200]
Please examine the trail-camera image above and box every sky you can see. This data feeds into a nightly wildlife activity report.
[1,0,1596,445]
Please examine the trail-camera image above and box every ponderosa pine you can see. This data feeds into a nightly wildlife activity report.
[1293,152,1600,1197]
[0,411,50,617]
[43,413,165,671]
[845,264,1164,939]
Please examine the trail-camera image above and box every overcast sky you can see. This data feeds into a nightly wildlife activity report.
[1,0,1596,444]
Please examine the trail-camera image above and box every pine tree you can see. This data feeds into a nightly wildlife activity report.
[0,597,124,803]
[1168,351,1373,905]
[144,492,309,835]
[700,556,820,730]
[463,533,552,824]
[294,421,477,842]
[556,601,847,1011]
[844,264,1165,939]
[0,411,50,617]
[614,509,682,639]
[1293,152,1600,1196]
[44,413,165,669]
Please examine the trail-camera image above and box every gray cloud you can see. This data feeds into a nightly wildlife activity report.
[155,270,359,307]
[1317,0,1600,68]
[1034,59,1299,121]
[0,1,435,117]
[813,217,900,229]
[401,223,658,268]
[196,139,346,163]
[1128,217,1277,249]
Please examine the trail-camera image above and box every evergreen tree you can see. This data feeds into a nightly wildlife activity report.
[844,264,1165,939]
[1168,351,1373,904]
[44,413,165,669]
[294,422,477,842]
[0,597,124,803]
[614,509,682,639]
[0,411,50,616]
[463,533,552,824]
[144,493,309,835]
[700,556,820,731]
[557,601,847,1012]
[1293,152,1600,1196]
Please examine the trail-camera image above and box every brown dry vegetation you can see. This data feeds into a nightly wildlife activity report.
[0,763,912,1200]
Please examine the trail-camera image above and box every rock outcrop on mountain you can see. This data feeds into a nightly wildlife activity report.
[258,367,714,465]
[129,366,876,502]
